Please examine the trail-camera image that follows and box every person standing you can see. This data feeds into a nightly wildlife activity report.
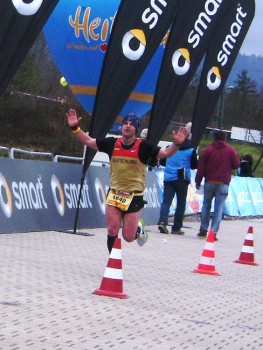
[158,123,198,235]
[195,130,240,240]
[66,109,189,252]
[237,154,254,177]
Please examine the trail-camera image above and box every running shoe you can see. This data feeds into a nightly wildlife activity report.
[136,219,148,246]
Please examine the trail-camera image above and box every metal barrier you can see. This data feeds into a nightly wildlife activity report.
[1,146,110,165]
[54,155,84,163]
[54,154,109,166]
[0,146,10,158]
[9,147,54,161]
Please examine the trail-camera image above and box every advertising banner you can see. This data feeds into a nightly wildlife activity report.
[0,159,261,234]
[0,159,97,233]
[0,159,164,233]
[0,0,59,96]
[226,176,263,217]
[90,0,179,138]
[44,0,169,120]
[148,0,229,144]
[191,0,255,147]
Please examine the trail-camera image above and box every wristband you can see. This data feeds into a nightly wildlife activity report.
[72,126,81,133]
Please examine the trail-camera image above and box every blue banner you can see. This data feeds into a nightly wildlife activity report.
[154,168,263,217]
[44,0,169,119]
[226,176,263,216]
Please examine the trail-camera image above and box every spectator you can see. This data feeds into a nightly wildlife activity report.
[158,122,198,235]
[195,130,240,241]
[237,154,254,177]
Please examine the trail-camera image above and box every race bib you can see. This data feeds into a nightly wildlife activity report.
[106,189,134,211]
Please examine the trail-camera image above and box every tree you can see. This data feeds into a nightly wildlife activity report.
[234,70,257,96]
[223,70,261,130]
[0,32,90,155]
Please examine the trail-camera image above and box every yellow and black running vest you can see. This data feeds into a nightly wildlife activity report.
[110,138,146,193]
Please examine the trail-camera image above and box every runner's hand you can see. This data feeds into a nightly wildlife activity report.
[172,127,189,145]
[66,108,82,128]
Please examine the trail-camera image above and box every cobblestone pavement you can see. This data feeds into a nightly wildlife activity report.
[0,217,262,350]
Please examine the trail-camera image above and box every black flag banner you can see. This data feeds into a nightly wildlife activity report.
[89,0,180,141]
[0,0,59,97]
[191,0,255,147]
[147,0,230,145]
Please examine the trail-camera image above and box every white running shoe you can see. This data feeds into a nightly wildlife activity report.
[136,219,148,246]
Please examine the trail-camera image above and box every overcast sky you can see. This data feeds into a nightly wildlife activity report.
[240,0,263,56]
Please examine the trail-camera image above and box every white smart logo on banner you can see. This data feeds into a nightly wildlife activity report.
[94,177,108,215]
[51,175,65,217]
[12,0,44,16]
[0,173,13,218]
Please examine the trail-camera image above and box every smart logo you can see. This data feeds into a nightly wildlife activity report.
[64,178,93,210]
[51,175,95,216]
[188,0,223,49]
[12,0,43,16]
[122,0,167,61]
[122,30,146,61]
[51,175,65,216]
[0,174,48,218]
[207,4,247,91]
[172,48,190,76]
[94,177,108,215]
[172,0,223,76]
[207,66,221,91]
[0,173,13,218]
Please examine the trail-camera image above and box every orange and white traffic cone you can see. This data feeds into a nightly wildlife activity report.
[93,238,128,298]
[192,230,220,276]
[234,226,258,266]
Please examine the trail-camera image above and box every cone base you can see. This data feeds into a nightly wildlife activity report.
[192,269,221,276]
[93,289,128,299]
[234,259,258,266]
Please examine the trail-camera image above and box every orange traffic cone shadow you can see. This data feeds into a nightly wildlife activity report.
[234,226,258,266]
[93,237,128,298]
[193,230,220,276]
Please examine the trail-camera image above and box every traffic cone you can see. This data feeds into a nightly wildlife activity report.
[234,226,258,266]
[192,230,220,276]
[93,238,128,298]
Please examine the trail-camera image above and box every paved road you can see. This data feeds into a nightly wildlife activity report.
[0,217,262,350]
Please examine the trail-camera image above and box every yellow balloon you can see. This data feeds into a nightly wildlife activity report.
[60,77,68,86]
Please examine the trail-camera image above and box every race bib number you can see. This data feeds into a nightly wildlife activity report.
[106,190,134,211]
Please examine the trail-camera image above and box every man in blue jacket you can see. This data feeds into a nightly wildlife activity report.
[158,123,198,235]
